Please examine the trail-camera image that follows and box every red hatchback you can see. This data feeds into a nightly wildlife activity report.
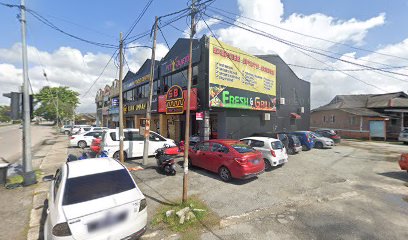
[188,140,265,182]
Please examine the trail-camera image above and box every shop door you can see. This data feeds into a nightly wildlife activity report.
[369,121,385,138]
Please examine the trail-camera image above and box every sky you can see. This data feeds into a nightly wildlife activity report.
[1,0,408,113]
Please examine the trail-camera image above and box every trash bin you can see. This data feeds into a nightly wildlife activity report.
[0,163,9,185]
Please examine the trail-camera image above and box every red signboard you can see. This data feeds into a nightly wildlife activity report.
[159,88,198,113]
[196,112,204,120]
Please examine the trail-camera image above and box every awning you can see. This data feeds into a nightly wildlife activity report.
[290,113,302,119]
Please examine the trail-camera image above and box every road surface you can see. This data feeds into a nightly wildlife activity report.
[0,123,55,163]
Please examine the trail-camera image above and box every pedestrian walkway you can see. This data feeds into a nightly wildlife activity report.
[0,134,67,240]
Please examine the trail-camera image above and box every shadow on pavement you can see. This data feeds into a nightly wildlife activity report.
[378,171,408,182]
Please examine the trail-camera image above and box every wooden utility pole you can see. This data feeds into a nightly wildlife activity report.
[118,32,125,163]
[142,17,158,165]
[182,0,196,203]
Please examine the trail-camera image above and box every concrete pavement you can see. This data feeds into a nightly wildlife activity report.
[0,123,55,163]
[0,134,67,240]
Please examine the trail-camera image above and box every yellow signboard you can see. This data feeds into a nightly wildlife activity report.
[208,37,276,96]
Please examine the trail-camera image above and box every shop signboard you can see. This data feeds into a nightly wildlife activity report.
[208,37,277,111]
[196,112,204,120]
[123,97,158,116]
[158,88,198,113]
[111,98,118,107]
[165,85,184,114]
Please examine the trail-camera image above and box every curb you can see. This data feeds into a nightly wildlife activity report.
[27,135,68,240]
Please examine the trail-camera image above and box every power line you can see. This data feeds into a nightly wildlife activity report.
[123,0,154,40]
[287,63,408,72]
[82,49,118,97]
[205,10,408,70]
[203,13,408,78]
[207,6,408,62]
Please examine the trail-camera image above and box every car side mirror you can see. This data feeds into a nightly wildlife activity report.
[42,175,54,182]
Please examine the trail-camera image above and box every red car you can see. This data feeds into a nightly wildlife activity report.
[90,138,102,153]
[399,153,408,172]
[188,139,265,182]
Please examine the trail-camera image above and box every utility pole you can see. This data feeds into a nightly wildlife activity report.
[118,32,125,163]
[142,17,158,165]
[20,0,36,186]
[182,0,196,203]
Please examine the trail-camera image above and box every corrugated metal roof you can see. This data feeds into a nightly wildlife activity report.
[340,108,386,117]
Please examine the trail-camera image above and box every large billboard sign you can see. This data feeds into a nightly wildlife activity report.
[208,37,277,111]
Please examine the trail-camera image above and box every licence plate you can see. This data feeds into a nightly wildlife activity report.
[252,159,260,164]
[279,159,285,164]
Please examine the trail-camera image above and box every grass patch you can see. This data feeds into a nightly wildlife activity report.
[151,195,219,239]
[7,169,44,184]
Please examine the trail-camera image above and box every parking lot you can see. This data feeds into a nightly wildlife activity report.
[68,140,408,240]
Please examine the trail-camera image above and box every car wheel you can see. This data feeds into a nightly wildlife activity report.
[78,141,87,148]
[218,166,232,182]
[302,145,310,151]
[188,157,193,168]
[64,130,70,135]
[287,148,294,155]
[113,151,127,161]
[264,159,272,172]
[315,142,323,149]
[404,142,408,145]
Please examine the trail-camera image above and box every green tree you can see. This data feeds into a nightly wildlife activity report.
[0,105,11,122]
[34,86,79,125]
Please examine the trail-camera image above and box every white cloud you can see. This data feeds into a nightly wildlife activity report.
[0,43,168,113]
[209,0,408,108]
[183,17,222,38]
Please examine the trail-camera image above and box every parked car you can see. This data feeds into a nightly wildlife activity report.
[69,131,103,148]
[251,132,302,155]
[101,128,176,160]
[311,132,335,149]
[315,129,341,144]
[290,131,315,151]
[44,158,147,240]
[90,138,102,153]
[188,140,265,182]
[240,137,288,171]
[399,153,408,172]
[398,129,408,144]
[70,125,91,135]
[60,125,72,135]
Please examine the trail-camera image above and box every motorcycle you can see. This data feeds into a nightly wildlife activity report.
[155,144,180,176]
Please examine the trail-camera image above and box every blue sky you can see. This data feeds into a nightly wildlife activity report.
[1,0,408,111]
[1,0,406,56]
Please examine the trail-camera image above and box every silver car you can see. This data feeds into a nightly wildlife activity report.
[398,129,408,144]
[311,132,334,149]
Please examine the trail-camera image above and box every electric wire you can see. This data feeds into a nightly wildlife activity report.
[123,0,154,41]
[207,5,408,62]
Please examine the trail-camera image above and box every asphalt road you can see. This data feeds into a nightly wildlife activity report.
[0,123,55,163]
[123,140,408,240]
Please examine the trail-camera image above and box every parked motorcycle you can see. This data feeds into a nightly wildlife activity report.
[155,145,179,176]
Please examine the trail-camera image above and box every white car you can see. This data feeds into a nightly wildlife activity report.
[60,125,73,135]
[70,125,91,135]
[44,158,147,240]
[73,127,108,135]
[69,131,103,148]
[241,136,288,171]
[398,129,408,144]
[101,128,176,160]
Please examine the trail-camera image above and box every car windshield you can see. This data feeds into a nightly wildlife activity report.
[271,141,283,150]
[313,132,323,137]
[63,169,135,205]
[231,143,255,153]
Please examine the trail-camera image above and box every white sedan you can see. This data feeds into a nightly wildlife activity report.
[69,131,103,148]
[44,158,147,240]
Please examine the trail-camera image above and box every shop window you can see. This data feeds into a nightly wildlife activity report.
[391,119,397,126]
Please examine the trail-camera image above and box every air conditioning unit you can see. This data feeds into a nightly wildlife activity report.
[279,97,285,105]
[263,113,271,121]
[300,107,305,113]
